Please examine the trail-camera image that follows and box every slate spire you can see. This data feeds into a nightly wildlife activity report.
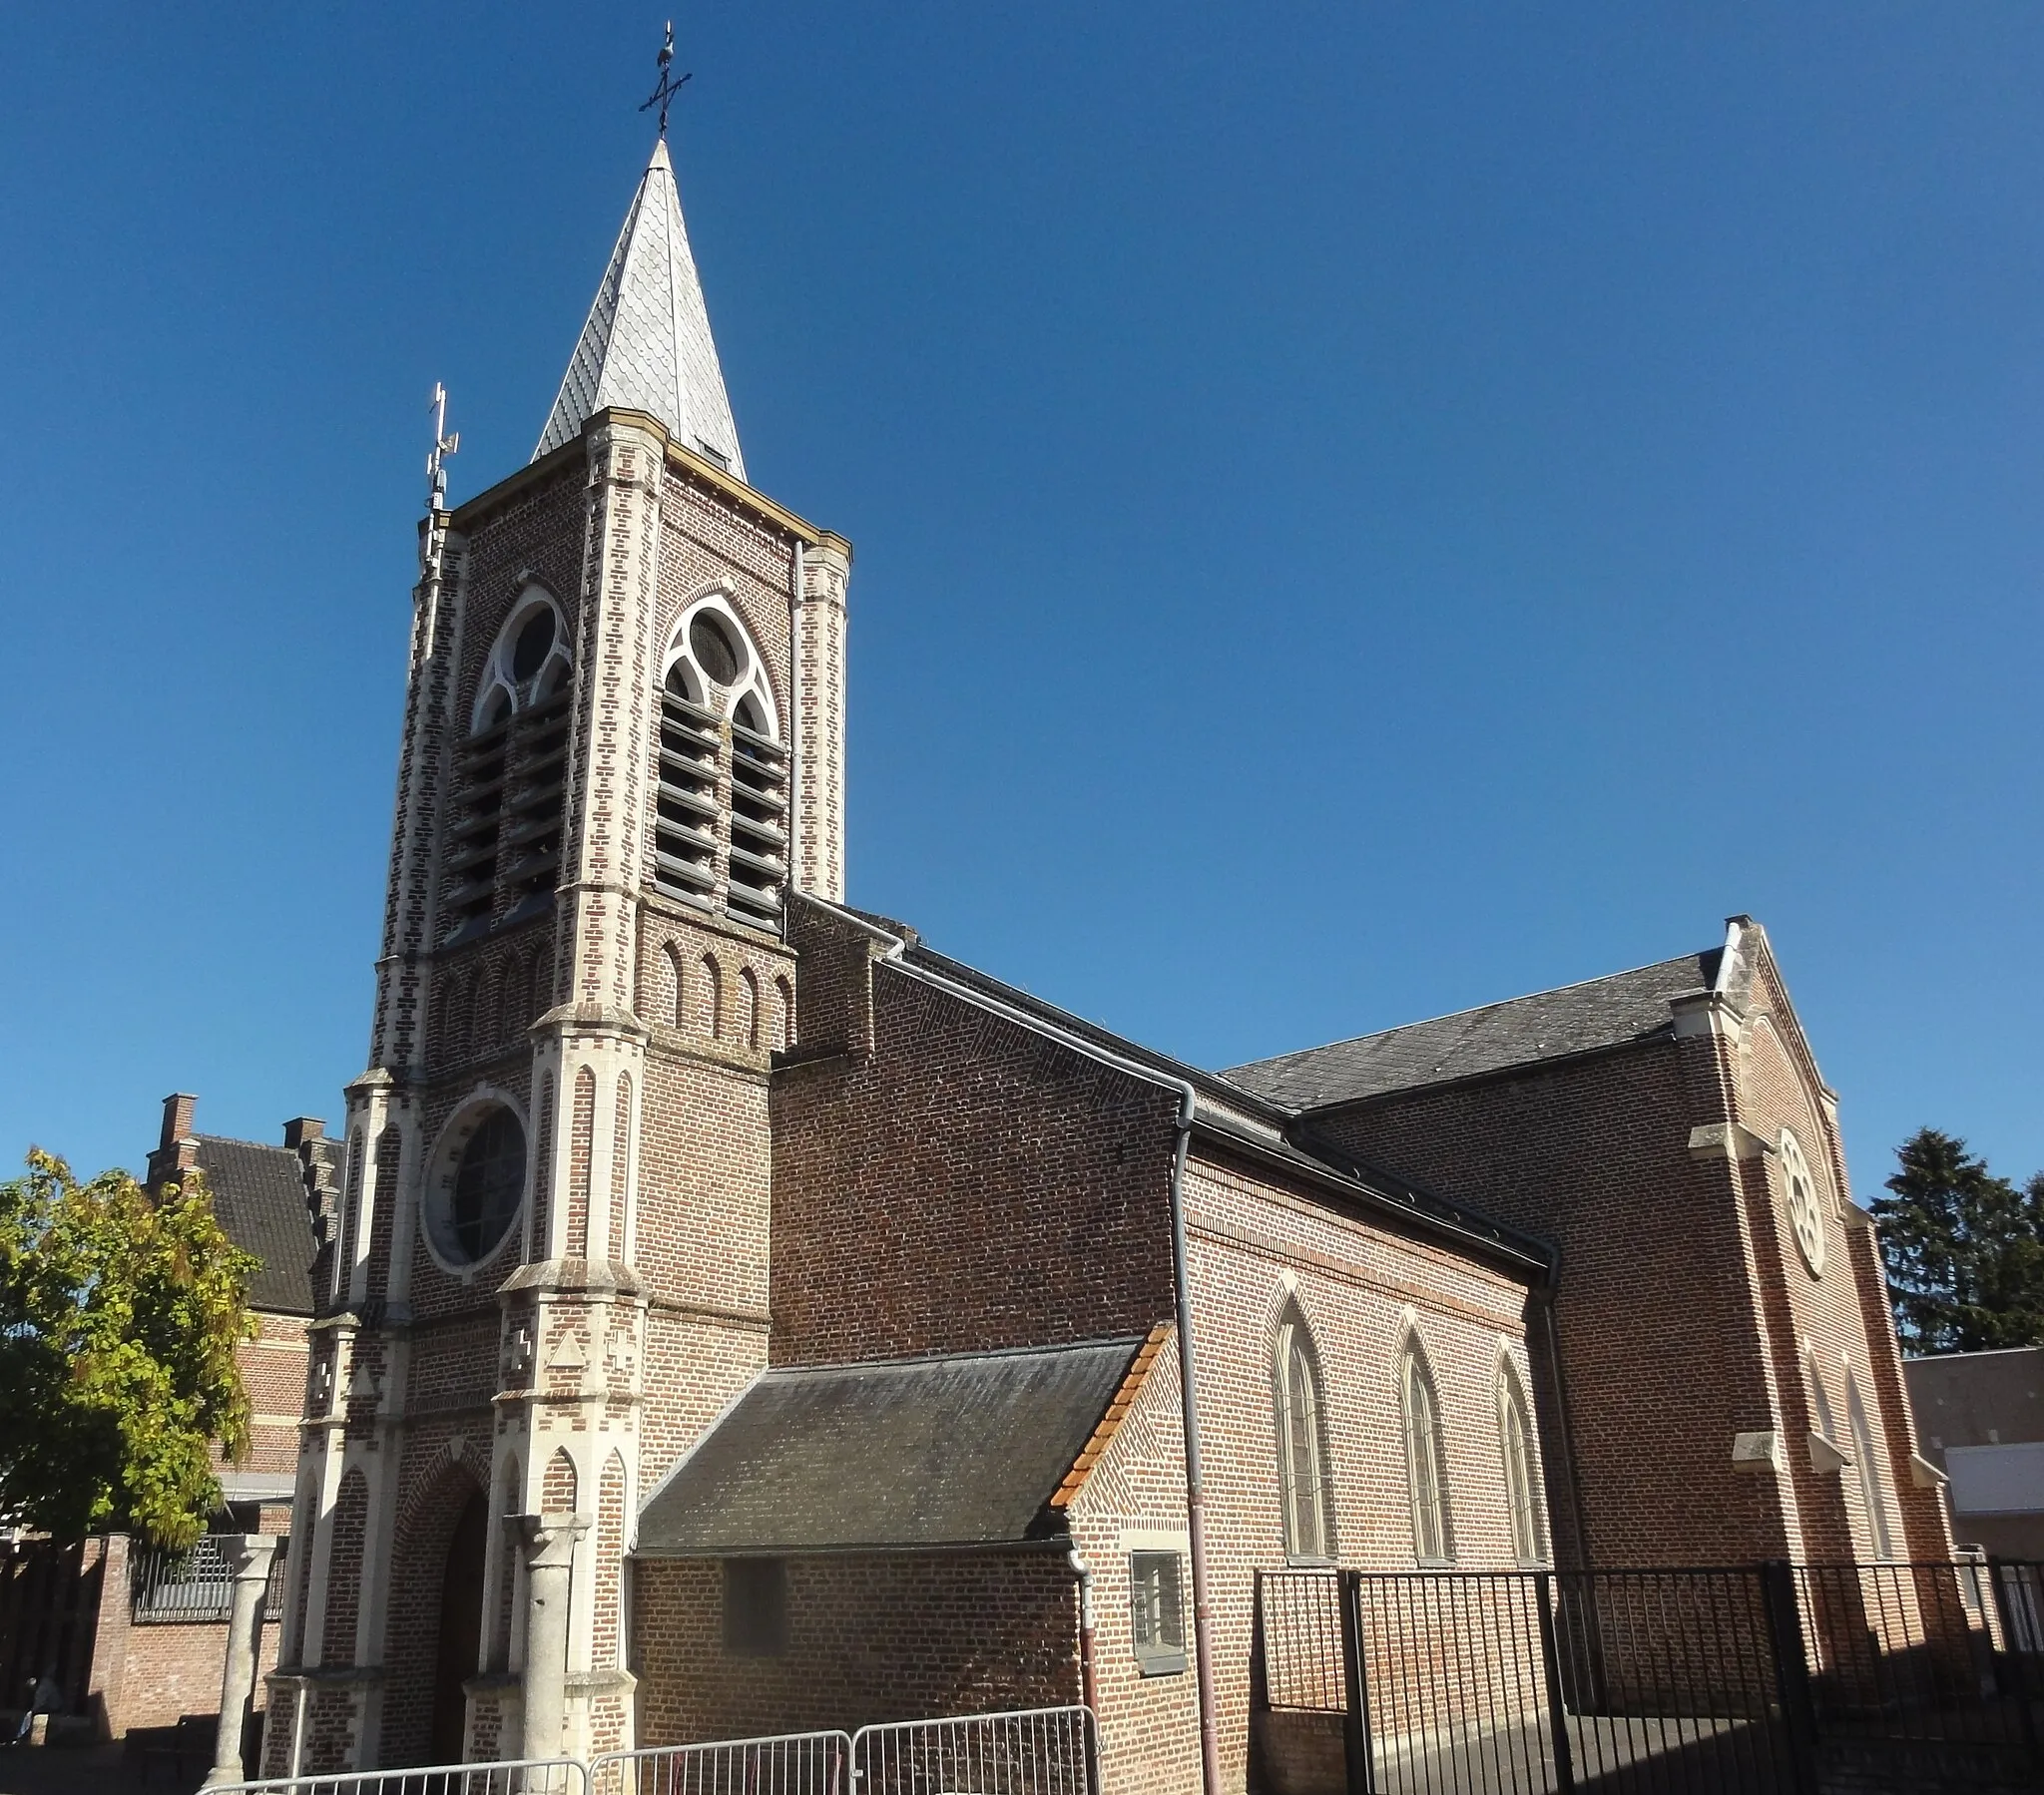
[533,137,745,478]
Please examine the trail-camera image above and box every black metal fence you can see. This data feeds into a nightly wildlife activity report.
[1253,1560,2044,1794]
[131,1534,289,1625]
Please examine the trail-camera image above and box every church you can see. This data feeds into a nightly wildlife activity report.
[262,127,1947,1794]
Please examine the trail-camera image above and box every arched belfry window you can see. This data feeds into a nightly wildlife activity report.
[1497,1360,1545,1567]
[1398,1335,1454,1566]
[444,588,573,942]
[1273,1303,1334,1562]
[655,596,787,932]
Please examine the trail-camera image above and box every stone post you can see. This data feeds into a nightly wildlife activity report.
[201,1534,280,1790]
[518,1516,588,1765]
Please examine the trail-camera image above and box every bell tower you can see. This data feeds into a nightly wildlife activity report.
[269,127,851,1775]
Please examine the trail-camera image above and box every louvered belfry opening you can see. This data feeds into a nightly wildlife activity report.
[727,701,788,929]
[501,677,570,917]
[445,687,571,940]
[442,602,574,944]
[655,668,720,906]
[653,614,788,934]
[445,706,509,938]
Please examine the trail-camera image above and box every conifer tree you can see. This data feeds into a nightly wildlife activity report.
[1873,1127,2044,1354]
[0,1150,256,1549]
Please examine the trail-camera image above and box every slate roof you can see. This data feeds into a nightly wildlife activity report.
[534,136,745,477]
[192,1135,318,1316]
[1224,948,1728,1115]
[635,1336,1148,1557]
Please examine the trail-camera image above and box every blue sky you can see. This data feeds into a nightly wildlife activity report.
[1,5,2038,1195]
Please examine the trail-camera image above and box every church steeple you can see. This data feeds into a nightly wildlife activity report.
[533,137,745,478]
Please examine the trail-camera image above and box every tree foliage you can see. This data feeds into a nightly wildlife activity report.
[0,1150,256,1549]
[1872,1127,2044,1355]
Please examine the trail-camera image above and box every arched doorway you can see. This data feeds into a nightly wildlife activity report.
[429,1493,489,1764]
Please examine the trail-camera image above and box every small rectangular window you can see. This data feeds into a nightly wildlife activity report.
[723,1558,788,1657]
[1129,1552,1187,1676]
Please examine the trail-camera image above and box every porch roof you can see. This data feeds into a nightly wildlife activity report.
[634,1335,1149,1557]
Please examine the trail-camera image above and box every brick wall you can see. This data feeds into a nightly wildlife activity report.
[1064,1150,1545,1795]
[633,1554,1081,1743]
[236,1312,311,1479]
[1308,946,1944,1573]
[1314,1045,1795,1568]
[768,955,1181,1365]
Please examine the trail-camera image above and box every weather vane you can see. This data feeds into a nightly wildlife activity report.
[640,21,692,137]
[426,382,459,511]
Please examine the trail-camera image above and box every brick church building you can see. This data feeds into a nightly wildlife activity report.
[262,132,1946,1792]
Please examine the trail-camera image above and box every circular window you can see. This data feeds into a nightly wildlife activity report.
[511,609,558,681]
[434,1107,526,1267]
[1780,1129,1824,1277]
[689,613,743,686]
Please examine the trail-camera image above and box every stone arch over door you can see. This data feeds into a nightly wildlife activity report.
[380,1453,489,1767]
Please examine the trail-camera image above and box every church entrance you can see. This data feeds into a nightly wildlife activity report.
[429,1492,489,1764]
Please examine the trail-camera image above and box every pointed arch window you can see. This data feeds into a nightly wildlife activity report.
[656,597,787,932]
[1845,1370,1896,1561]
[1273,1304,1334,1562]
[1399,1338,1454,1566]
[444,588,572,942]
[1497,1362,1545,1567]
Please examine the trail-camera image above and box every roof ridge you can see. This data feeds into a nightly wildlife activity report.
[1228,948,1714,1074]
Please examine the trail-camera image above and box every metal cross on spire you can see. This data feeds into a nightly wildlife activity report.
[640,20,692,138]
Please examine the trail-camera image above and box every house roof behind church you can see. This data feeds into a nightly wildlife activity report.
[634,1336,1147,1557]
[1224,946,1732,1115]
[533,137,745,476]
[191,1135,323,1316]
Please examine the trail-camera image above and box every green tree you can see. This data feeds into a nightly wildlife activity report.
[0,1150,256,1549]
[1873,1127,2044,1355]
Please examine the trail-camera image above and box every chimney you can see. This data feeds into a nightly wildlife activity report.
[148,1093,202,1194]
[282,1117,325,1150]
[160,1094,197,1153]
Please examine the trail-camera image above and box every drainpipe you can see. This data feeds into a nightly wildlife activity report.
[873,947,1224,1795]
[1168,1088,1226,1795]
[1535,1274,1593,1574]
[1068,1549,1099,1716]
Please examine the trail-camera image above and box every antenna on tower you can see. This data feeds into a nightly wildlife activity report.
[640,20,692,137]
[426,382,459,512]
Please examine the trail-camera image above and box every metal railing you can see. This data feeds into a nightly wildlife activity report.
[852,1707,1097,1795]
[216,1708,1094,1795]
[1790,1558,2043,1762]
[1258,1568,1346,1711]
[590,1730,850,1795]
[1254,1562,2044,1793]
[210,1760,586,1795]
[131,1534,289,1624]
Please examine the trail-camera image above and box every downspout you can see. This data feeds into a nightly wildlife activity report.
[1068,1549,1099,1716]
[873,948,1223,1795]
[1534,1270,1593,1574]
[1169,1088,1226,1795]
